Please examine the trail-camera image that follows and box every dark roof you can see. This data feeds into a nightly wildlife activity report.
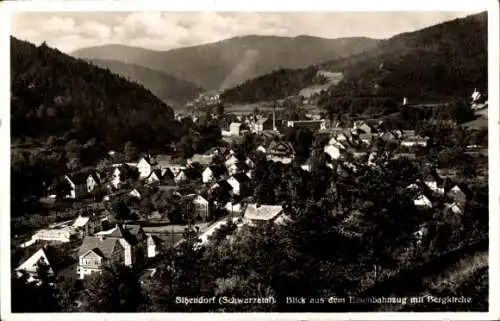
[108,224,141,245]
[231,173,251,183]
[66,172,88,185]
[207,165,227,177]
[78,236,121,258]
[182,168,202,180]
[213,180,234,193]
[268,141,295,156]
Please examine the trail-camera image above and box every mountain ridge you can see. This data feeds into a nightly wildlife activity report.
[87,58,204,107]
[72,35,381,90]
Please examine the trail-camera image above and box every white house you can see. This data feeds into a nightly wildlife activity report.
[407,183,433,209]
[146,234,161,258]
[15,247,55,283]
[445,202,465,215]
[184,194,210,221]
[324,143,342,160]
[202,166,225,184]
[32,227,76,243]
[64,173,88,199]
[129,189,141,199]
[111,167,122,188]
[243,204,286,225]
[87,173,100,193]
[137,156,156,179]
[146,170,163,184]
[229,122,242,136]
[226,173,251,196]
[256,145,267,153]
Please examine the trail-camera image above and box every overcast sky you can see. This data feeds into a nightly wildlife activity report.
[11,11,478,53]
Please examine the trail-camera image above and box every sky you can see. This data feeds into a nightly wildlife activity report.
[11,11,479,53]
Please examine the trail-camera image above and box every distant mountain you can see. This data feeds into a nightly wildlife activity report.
[221,12,487,104]
[11,37,187,148]
[72,35,380,90]
[88,59,204,107]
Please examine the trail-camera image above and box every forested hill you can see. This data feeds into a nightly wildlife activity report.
[221,12,487,104]
[11,37,186,149]
[325,11,487,100]
[73,35,380,90]
[88,59,204,108]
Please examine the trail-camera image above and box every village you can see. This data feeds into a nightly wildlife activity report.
[12,87,489,293]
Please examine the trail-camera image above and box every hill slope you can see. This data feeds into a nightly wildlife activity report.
[88,59,204,107]
[72,35,380,90]
[11,37,187,148]
[221,12,487,104]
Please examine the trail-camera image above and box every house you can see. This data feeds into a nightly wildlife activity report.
[256,145,267,153]
[229,122,243,136]
[175,168,202,183]
[251,117,274,134]
[401,135,428,147]
[64,173,89,199]
[267,141,295,164]
[227,173,252,197]
[129,189,141,199]
[183,194,210,221]
[87,172,101,193]
[224,155,239,169]
[15,246,56,283]
[202,165,226,183]
[224,202,243,215]
[286,120,327,131]
[243,204,286,225]
[380,131,398,142]
[137,156,157,179]
[353,121,375,134]
[422,171,445,195]
[445,202,465,215]
[146,169,164,184]
[160,168,176,182]
[146,234,162,258]
[32,227,77,243]
[324,140,344,160]
[109,164,137,189]
[406,183,433,209]
[446,185,468,206]
[72,213,104,237]
[209,180,234,203]
[188,154,214,167]
[359,133,375,145]
[77,224,147,279]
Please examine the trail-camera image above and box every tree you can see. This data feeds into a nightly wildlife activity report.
[82,263,144,312]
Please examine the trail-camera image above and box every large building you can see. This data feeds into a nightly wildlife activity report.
[77,224,147,279]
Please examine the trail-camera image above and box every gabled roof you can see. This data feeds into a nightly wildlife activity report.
[65,172,88,185]
[108,224,142,245]
[212,180,234,193]
[180,167,202,180]
[268,141,295,156]
[78,236,121,258]
[205,165,227,177]
[16,247,56,274]
[244,204,284,221]
[230,173,251,184]
[190,154,214,166]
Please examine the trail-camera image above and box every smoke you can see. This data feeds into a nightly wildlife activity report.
[219,49,259,90]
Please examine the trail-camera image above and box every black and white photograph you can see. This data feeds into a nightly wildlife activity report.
[1,0,499,319]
